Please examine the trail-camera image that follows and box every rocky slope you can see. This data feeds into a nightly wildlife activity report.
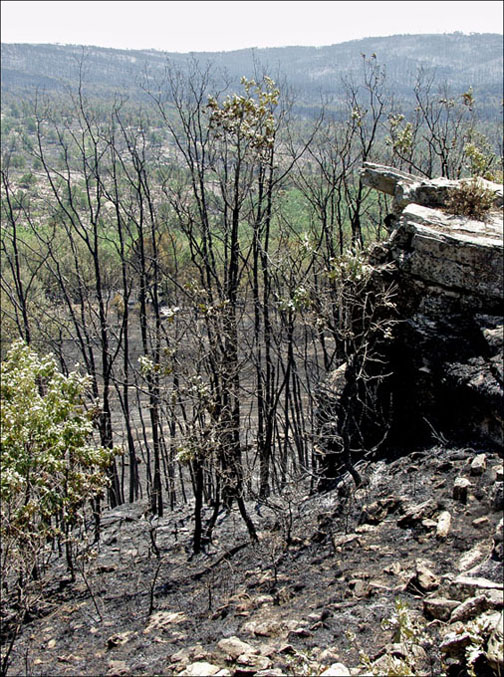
[3,444,503,676]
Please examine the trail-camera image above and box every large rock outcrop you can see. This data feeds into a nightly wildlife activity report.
[318,165,503,479]
[366,163,503,448]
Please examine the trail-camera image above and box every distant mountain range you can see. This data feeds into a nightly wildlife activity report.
[1,33,503,115]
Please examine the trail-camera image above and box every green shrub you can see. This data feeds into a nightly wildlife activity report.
[445,178,496,221]
[0,341,116,585]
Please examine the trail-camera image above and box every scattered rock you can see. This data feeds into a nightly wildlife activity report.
[316,648,341,665]
[241,619,284,638]
[106,631,135,649]
[423,597,460,621]
[481,588,504,610]
[421,518,438,530]
[495,518,503,543]
[332,533,360,549]
[359,497,401,525]
[217,637,257,661]
[451,575,504,598]
[440,630,473,658]
[236,653,272,672]
[453,477,472,503]
[106,660,130,676]
[472,516,490,529]
[368,643,428,676]
[436,511,452,540]
[143,611,187,634]
[450,595,488,622]
[457,544,491,572]
[287,626,312,639]
[384,562,403,576]
[408,562,440,594]
[170,645,207,664]
[470,454,487,475]
[397,499,436,527]
[494,465,504,482]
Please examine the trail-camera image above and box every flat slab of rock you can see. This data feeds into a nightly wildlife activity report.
[392,204,503,300]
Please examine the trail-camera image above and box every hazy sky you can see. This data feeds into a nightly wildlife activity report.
[1,1,502,52]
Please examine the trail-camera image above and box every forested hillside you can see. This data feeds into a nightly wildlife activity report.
[2,32,503,115]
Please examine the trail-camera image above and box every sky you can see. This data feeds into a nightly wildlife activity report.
[1,1,502,53]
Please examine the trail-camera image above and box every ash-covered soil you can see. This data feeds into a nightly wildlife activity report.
[3,444,503,676]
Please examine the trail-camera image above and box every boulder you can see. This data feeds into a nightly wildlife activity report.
[361,164,503,450]
[217,637,257,661]
[315,163,502,488]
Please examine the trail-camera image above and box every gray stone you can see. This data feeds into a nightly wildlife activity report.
[408,562,440,593]
[450,595,488,622]
[236,654,272,671]
[495,518,503,543]
[367,644,428,676]
[217,637,257,660]
[240,619,284,638]
[440,630,473,657]
[471,453,487,475]
[423,597,460,621]
[360,162,504,211]
[482,588,504,610]
[472,516,490,529]
[451,575,504,598]
[436,511,452,540]
[397,499,436,527]
[457,544,491,572]
[453,477,472,503]
[393,203,503,300]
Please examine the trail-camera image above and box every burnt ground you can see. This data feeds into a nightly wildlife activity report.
[2,444,503,677]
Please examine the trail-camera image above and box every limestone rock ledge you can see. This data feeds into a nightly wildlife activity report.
[362,164,503,448]
[392,203,503,301]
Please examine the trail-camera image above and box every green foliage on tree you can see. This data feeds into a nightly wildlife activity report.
[0,341,116,582]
